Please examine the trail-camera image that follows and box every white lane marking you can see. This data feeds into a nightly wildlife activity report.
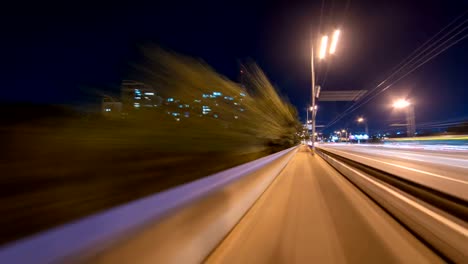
[320,148,468,185]
[331,144,468,159]
[348,149,468,170]
[333,156,468,237]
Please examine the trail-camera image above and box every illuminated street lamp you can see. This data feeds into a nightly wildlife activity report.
[318,36,329,60]
[357,117,369,135]
[329,30,341,54]
[341,129,348,142]
[310,28,341,148]
[392,99,416,137]
[393,99,410,109]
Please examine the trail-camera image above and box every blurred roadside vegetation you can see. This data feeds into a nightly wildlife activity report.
[0,48,301,244]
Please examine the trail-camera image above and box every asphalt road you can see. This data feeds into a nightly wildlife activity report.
[206,145,442,263]
[317,144,468,201]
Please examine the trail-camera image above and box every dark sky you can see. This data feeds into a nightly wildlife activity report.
[1,0,467,133]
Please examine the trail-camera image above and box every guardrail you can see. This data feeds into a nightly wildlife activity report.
[0,146,298,264]
[315,146,468,263]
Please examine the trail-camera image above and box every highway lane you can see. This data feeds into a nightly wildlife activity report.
[207,145,442,263]
[322,144,468,170]
[317,144,468,201]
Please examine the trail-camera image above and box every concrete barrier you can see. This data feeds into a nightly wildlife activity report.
[0,146,298,264]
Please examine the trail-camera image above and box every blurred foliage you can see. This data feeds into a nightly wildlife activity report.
[0,48,300,244]
[133,47,301,152]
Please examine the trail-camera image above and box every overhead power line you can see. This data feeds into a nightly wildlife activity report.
[324,9,468,130]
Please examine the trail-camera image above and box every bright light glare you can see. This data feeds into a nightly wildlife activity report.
[341,129,346,133]
[393,99,410,109]
[319,35,329,60]
[329,30,340,54]
[309,106,314,111]
[357,117,364,122]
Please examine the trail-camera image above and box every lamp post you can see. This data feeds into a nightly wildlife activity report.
[311,29,341,149]
[357,117,369,135]
[392,99,416,137]
[305,106,314,145]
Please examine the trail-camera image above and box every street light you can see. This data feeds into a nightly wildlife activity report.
[357,117,369,138]
[393,99,410,109]
[310,28,341,149]
[329,30,341,54]
[392,99,416,137]
[341,129,348,142]
[319,36,329,60]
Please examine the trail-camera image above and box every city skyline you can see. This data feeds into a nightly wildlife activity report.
[1,0,467,133]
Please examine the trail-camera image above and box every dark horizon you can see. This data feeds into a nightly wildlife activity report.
[2,0,467,133]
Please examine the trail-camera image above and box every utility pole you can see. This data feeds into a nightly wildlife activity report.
[310,29,340,149]
[406,105,416,137]
[311,46,316,149]
[392,99,416,137]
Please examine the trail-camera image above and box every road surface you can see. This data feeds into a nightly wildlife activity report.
[317,144,468,201]
[207,145,442,263]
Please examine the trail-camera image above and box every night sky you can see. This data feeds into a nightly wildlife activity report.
[1,0,467,133]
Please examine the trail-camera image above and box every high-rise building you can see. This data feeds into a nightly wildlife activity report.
[121,80,161,112]
[101,96,122,118]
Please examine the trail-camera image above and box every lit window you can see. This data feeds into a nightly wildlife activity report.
[144,92,154,95]
[240,92,246,97]
[214,114,218,118]
[213,92,222,96]
[167,98,174,102]
[135,97,141,100]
